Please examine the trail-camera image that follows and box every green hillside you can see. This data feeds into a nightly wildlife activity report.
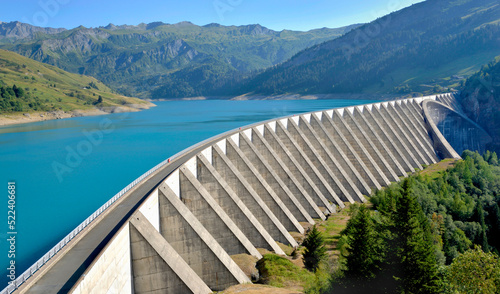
[0,49,150,113]
[237,0,500,97]
[0,21,360,98]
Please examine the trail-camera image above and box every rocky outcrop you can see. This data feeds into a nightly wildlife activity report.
[0,21,65,42]
[41,28,110,54]
[460,59,500,153]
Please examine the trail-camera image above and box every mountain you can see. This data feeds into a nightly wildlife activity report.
[460,57,500,153]
[236,0,500,96]
[0,21,65,42]
[0,49,151,114]
[0,21,361,98]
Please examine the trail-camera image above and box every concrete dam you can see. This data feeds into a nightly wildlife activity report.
[3,93,492,294]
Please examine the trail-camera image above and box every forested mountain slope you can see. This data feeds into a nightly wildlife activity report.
[237,0,500,96]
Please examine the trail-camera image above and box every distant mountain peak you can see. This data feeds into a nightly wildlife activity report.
[173,21,195,27]
[0,21,66,41]
[238,24,274,35]
[203,23,222,28]
[146,21,167,30]
[104,23,116,30]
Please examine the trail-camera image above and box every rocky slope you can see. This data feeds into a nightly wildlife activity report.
[460,57,500,153]
[0,21,65,42]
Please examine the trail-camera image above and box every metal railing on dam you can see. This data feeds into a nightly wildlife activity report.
[2,93,492,294]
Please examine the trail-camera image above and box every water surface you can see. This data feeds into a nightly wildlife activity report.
[0,99,376,288]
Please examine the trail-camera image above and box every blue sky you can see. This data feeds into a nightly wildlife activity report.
[2,0,424,31]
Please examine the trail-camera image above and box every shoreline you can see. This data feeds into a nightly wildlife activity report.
[146,93,403,102]
[0,92,404,127]
[0,103,156,128]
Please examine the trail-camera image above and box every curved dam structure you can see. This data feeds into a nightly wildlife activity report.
[2,93,492,294]
[423,99,492,158]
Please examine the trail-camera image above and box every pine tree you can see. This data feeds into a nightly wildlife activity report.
[342,204,383,291]
[487,204,500,253]
[344,205,380,280]
[302,225,326,272]
[391,178,442,294]
[485,150,492,163]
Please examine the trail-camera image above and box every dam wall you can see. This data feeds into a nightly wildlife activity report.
[3,93,492,294]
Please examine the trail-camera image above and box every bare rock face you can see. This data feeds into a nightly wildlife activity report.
[460,77,500,153]
[0,21,66,42]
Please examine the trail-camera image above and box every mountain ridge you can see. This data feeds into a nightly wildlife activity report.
[0,21,361,98]
[236,0,500,96]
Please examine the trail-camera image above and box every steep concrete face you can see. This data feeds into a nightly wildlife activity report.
[224,136,304,234]
[239,129,324,221]
[157,184,250,291]
[196,153,284,254]
[178,166,260,257]
[129,217,209,294]
[228,135,314,225]
[261,123,338,212]
[70,223,133,294]
[12,93,491,294]
[211,143,298,246]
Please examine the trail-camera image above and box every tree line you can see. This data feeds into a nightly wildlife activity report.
[298,151,500,293]
[332,151,500,293]
[0,84,49,113]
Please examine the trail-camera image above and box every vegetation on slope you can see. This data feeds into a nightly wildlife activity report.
[371,151,500,262]
[0,21,359,98]
[237,0,500,97]
[224,151,500,294]
[0,49,149,114]
[335,151,500,293]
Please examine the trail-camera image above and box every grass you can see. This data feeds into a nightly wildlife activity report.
[219,284,302,294]
[256,254,316,290]
[316,204,355,262]
[231,254,260,281]
[243,206,354,293]
[363,52,500,95]
[419,158,458,179]
[0,49,148,113]
[277,242,296,256]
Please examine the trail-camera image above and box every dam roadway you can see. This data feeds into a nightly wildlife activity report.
[3,93,492,294]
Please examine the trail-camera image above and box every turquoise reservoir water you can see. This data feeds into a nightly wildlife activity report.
[0,99,375,288]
